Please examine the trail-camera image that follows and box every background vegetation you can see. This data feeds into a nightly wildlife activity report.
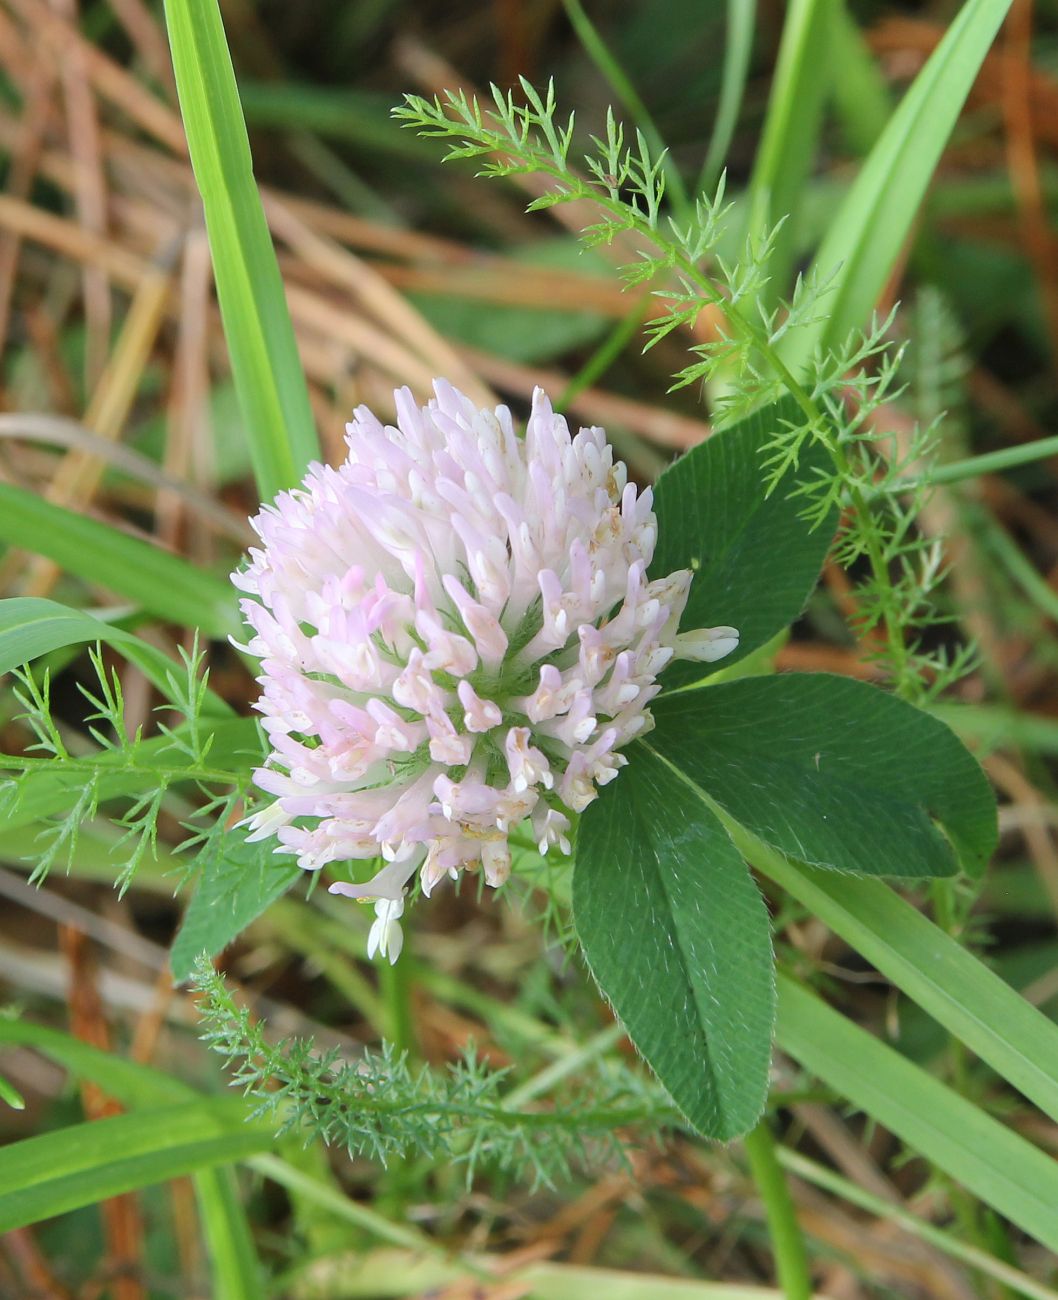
[1,1,1058,1297]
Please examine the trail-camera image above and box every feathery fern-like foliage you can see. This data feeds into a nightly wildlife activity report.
[395,81,977,699]
[194,960,677,1186]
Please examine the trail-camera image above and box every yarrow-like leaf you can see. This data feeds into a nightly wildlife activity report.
[233,382,736,960]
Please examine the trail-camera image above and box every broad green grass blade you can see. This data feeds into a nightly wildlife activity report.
[163,0,319,503]
[744,839,1058,1126]
[0,1020,265,1298]
[745,0,834,305]
[776,974,1058,1253]
[782,0,1012,367]
[195,1166,265,1300]
[697,0,756,195]
[0,1018,190,1106]
[0,597,232,714]
[828,5,892,154]
[0,485,237,638]
[0,1098,271,1232]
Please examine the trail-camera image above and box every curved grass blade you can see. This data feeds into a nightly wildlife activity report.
[782,0,1012,367]
[0,1098,271,1233]
[163,0,319,502]
[0,597,232,716]
[745,840,1058,1129]
[0,1020,264,1297]
[0,485,237,638]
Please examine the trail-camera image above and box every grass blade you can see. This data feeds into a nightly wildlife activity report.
[697,0,757,195]
[776,974,1058,1253]
[745,0,834,304]
[163,0,319,502]
[0,1018,190,1106]
[195,1166,266,1300]
[752,844,1058,1126]
[782,0,1012,366]
[0,1098,271,1232]
[0,485,237,638]
[0,1020,265,1297]
[0,597,231,714]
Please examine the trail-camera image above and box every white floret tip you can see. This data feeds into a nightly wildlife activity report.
[234,381,738,962]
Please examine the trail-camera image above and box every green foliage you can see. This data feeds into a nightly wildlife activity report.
[4,9,1043,1290]
[0,485,238,639]
[0,647,259,891]
[777,974,1058,1254]
[194,962,677,1186]
[394,77,977,698]
[0,597,229,710]
[781,0,1014,369]
[698,0,756,193]
[745,0,834,306]
[0,1098,272,1233]
[0,1017,265,1295]
[649,674,997,880]
[171,828,302,983]
[749,853,1058,1129]
[574,746,773,1140]
[649,399,835,686]
[163,0,320,503]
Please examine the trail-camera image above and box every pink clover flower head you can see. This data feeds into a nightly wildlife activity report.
[234,382,737,961]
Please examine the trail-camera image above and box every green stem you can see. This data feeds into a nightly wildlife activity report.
[379,949,414,1057]
[556,301,648,411]
[743,1119,813,1300]
[889,434,1058,492]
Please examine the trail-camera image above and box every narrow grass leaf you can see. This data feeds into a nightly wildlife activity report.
[745,848,1058,1127]
[745,0,834,304]
[0,1018,190,1106]
[164,0,319,502]
[782,0,1012,366]
[195,1166,266,1300]
[776,974,1058,1253]
[698,0,756,194]
[0,1098,271,1232]
[0,597,232,715]
[0,485,237,638]
[0,1020,265,1298]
